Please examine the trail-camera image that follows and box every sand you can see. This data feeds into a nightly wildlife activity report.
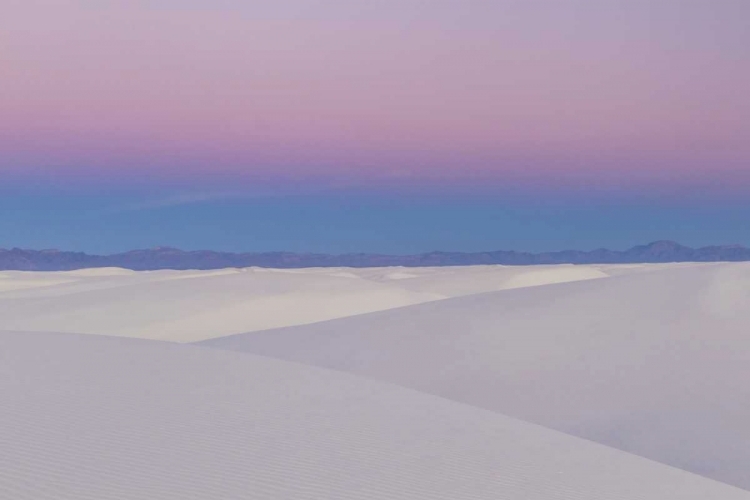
[3,261,750,496]
[204,262,750,490]
[0,263,632,342]
[2,330,748,500]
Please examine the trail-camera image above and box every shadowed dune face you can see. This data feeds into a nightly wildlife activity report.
[0,264,626,341]
[2,330,749,500]
[204,263,750,490]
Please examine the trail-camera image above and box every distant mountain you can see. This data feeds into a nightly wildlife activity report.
[1,241,749,271]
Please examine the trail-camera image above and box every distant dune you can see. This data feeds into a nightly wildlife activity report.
[2,330,749,500]
[0,264,621,342]
[2,240,750,271]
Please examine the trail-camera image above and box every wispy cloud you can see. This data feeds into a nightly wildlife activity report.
[111,192,244,213]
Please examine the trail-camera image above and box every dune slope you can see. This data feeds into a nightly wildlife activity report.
[2,330,749,499]
[205,262,750,489]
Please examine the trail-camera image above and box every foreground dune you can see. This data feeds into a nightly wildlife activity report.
[0,264,634,342]
[205,262,750,490]
[2,330,748,500]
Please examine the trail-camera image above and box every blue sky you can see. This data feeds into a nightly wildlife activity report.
[2,190,749,254]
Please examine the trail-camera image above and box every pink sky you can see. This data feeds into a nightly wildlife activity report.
[2,0,749,196]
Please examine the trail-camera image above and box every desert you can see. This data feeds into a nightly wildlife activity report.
[2,262,750,497]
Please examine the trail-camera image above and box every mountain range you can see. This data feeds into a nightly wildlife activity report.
[1,240,749,271]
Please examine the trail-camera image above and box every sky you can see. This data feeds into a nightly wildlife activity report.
[1,0,749,253]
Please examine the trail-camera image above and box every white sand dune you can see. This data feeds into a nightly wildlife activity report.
[0,273,75,292]
[205,262,750,490]
[0,264,630,342]
[2,330,748,500]
[59,267,138,277]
